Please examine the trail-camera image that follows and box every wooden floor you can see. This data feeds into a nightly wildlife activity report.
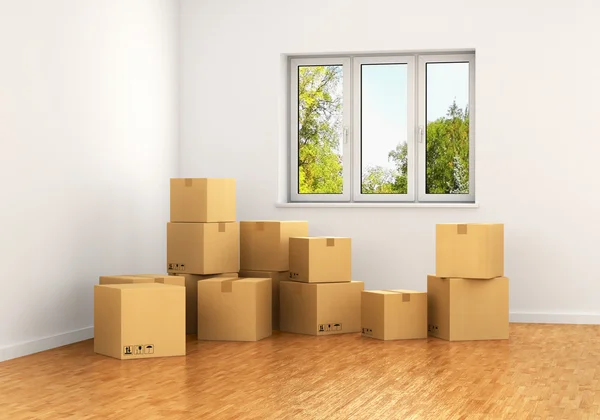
[1,324,599,419]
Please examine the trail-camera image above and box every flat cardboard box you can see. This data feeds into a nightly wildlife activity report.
[288,237,351,283]
[361,290,427,340]
[427,275,509,341]
[167,222,240,275]
[170,178,236,223]
[94,283,186,360]
[172,272,238,334]
[99,275,156,285]
[239,270,288,330]
[197,277,272,342]
[436,223,504,279]
[240,221,308,271]
[280,280,364,335]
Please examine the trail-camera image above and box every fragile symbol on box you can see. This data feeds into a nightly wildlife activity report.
[362,328,372,336]
[168,263,184,271]
[318,323,342,333]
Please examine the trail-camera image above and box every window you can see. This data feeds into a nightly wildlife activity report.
[289,52,475,203]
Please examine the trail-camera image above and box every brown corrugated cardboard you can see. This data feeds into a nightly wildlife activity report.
[172,272,238,334]
[288,237,351,283]
[125,274,185,286]
[427,275,509,341]
[99,275,156,285]
[170,178,236,223]
[239,270,288,331]
[197,277,272,342]
[361,290,427,340]
[280,280,363,335]
[94,283,186,360]
[167,222,240,275]
[436,223,504,279]
[240,221,308,271]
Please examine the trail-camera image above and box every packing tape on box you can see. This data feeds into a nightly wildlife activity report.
[185,178,193,187]
[218,223,226,233]
[256,222,265,231]
[383,290,411,302]
[221,278,243,293]
[457,224,468,234]
[326,238,335,247]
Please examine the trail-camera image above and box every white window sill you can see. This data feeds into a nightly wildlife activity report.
[275,202,479,209]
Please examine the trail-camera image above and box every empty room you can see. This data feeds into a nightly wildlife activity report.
[1,0,598,419]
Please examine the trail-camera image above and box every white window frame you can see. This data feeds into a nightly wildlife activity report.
[352,55,416,202]
[417,54,476,203]
[288,52,475,204]
[289,57,351,202]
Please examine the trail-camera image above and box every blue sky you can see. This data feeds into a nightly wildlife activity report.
[361,62,469,172]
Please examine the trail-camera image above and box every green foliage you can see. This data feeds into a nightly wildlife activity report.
[297,66,343,194]
[297,65,470,196]
[425,101,470,194]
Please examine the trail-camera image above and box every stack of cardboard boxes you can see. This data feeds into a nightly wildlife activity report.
[166,178,240,336]
[93,179,510,360]
[239,221,309,330]
[279,237,364,335]
[427,223,509,341]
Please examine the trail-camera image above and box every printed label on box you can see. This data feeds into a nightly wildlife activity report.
[168,263,185,271]
[362,328,373,336]
[318,323,342,333]
[124,344,155,355]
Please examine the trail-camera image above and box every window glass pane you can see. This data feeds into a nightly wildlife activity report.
[425,62,470,194]
[297,65,343,194]
[361,63,408,194]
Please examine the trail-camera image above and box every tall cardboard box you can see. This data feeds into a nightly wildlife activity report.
[239,270,288,330]
[167,222,240,275]
[170,272,238,335]
[170,178,236,223]
[94,283,186,360]
[436,223,504,279]
[197,277,272,342]
[280,280,364,335]
[240,221,308,271]
[288,237,351,283]
[361,290,427,340]
[427,275,509,341]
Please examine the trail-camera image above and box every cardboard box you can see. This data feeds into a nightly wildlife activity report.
[94,283,186,360]
[288,237,351,283]
[170,178,236,223]
[427,275,509,341]
[280,280,363,335]
[239,270,288,330]
[361,290,427,340]
[436,223,504,279]
[240,221,308,271]
[197,277,272,341]
[167,222,240,275]
[99,275,156,285]
[172,272,238,334]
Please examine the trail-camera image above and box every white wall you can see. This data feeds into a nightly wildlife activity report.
[0,0,179,361]
[180,0,600,323]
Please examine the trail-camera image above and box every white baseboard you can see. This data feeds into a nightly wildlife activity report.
[510,313,600,325]
[0,326,94,363]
